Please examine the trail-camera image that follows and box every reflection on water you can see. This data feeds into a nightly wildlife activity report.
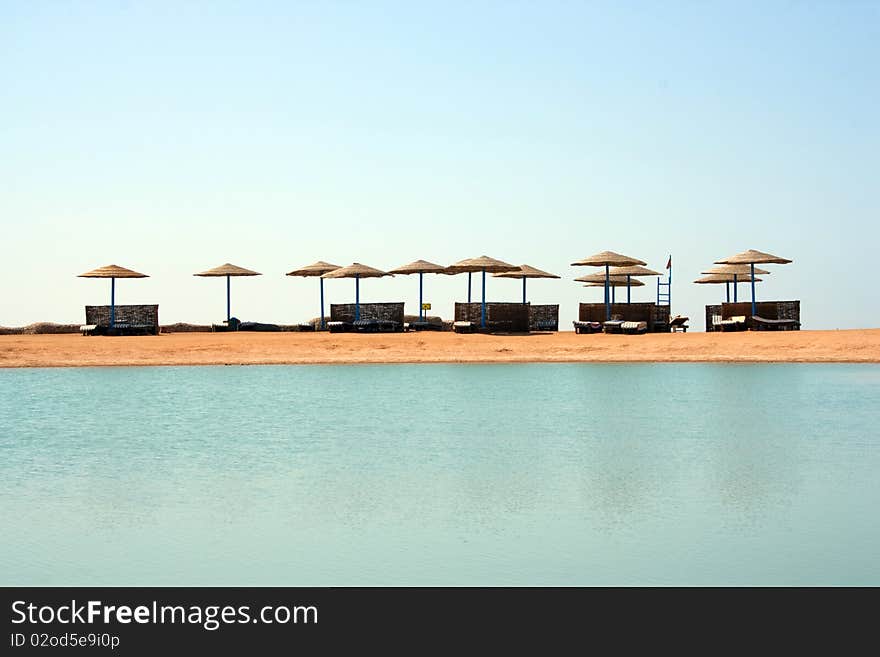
[1,363,878,585]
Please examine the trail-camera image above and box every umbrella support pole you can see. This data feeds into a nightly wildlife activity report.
[627,274,631,304]
[522,277,526,304]
[419,272,423,321]
[355,274,360,321]
[750,263,757,318]
[320,278,325,330]
[605,264,610,321]
[481,270,486,328]
[468,272,472,303]
[726,281,730,303]
[226,275,231,322]
[110,277,116,328]
[733,274,738,303]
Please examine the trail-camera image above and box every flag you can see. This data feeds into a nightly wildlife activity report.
[666,255,672,270]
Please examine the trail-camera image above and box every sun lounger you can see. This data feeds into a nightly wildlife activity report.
[573,320,602,334]
[533,319,558,331]
[327,321,351,333]
[353,319,401,333]
[80,324,97,336]
[409,321,442,331]
[669,315,689,333]
[453,321,474,334]
[719,315,747,332]
[603,319,625,334]
[212,317,242,332]
[486,320,514,333]
[751,315,801,331]
[621,321,648,335]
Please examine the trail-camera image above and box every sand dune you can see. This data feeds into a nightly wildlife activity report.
[1,329,878,367]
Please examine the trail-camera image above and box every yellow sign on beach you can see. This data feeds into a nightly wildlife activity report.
[421,303,431,311]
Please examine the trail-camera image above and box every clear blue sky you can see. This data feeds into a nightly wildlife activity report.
[2,1,877,328]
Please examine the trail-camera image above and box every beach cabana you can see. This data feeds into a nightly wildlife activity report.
[700,264,770,303]
[286,261,341,329]
[389,260,446,321]
[571,251,646,320]
[194,263,261,323]
[445,256,517,329]
[77,264,148,328]
[694,272,763,303]
[714,249,792,317]
[321,263,392,321]
[492,264,560,303]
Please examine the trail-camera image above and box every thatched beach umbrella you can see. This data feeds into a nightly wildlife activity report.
[571,251,646,320]
[714,249,792,316]
[608,265,661,304]
[584,279,645,287]
[194,263,261,322]
[694,273,763,303]
[492,264,560,304]
[78,264,148,328]
[389,260,446,321]
[286,261,341,329]
[446,256,517,328]
[578,274,644,303]
[321,263,392,321]
[700,264,770,303]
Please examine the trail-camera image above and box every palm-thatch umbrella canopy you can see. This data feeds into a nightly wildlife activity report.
[286,261,341,329]
[585,278,644,288]
[446,256,517,328]
[492,264,560,304]
[699,265,770,303]
[608,265,661,304]
[577,273,645,303]
[321,263,392,321]
[194,263,261,322]
[702,264,771,276]
[78,264,148,328]
[389,260,446,321]
[571,251,647,320]
[714,249,792,316]
[694,273,763,303]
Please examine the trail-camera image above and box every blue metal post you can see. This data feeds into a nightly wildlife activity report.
[726,281,730,303]
[522,277,526,304]
[481,269,486,328]
[627,274,631,304]
[604,263,610,320]
[668,257,672,308]
[750,262,757,317]
[319,277,325,329]
[733,273,738,302]
[468,272,472,303]
[110,277,116,328]
[226,275,231,322]
[419,271,424,320]
[355,274,360,321]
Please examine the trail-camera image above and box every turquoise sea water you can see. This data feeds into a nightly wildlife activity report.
[1,363,878,586]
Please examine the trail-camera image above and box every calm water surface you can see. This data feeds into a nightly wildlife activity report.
[1,363,878,585]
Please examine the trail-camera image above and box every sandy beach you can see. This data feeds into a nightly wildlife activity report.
[1,329,878,367]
